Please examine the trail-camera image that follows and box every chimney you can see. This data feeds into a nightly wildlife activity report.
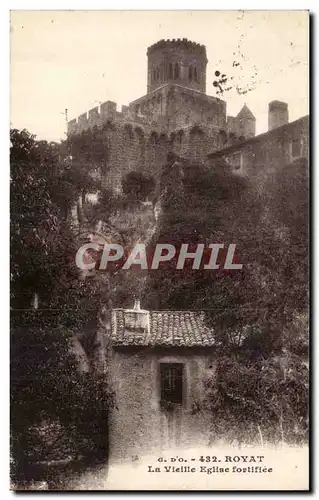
[124,299,150,334]
[268,101,289,131]
[133,299,141,310]
[32,292,39,310]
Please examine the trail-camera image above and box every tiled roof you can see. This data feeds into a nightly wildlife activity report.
[111,309,215,347]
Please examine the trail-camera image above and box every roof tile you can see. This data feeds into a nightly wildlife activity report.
[111,309,215,347]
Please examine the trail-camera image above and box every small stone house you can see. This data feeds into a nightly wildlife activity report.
[108,300,216,464]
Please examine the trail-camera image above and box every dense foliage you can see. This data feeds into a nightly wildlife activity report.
[144,153,308,444]
[10,129,114,483]
[204,354,308,446]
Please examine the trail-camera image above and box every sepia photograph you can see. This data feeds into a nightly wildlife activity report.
[10,10,309,491]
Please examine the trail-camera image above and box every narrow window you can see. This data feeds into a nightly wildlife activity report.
[160,363,183,405]
[169,63,173,79]
[189,66,193,81]
[292,139,301,158]
[174,63,180,80]
[194,67,198,82]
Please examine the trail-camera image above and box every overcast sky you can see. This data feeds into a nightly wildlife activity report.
[10,10,308,142]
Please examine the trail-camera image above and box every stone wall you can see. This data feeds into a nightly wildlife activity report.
[108,347,215,464]
[208,115,309,188]
[67,83,229,190]
[69,85,230,190]
[68,84,227,137]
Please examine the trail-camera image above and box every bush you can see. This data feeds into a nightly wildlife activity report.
[204,354,308,446]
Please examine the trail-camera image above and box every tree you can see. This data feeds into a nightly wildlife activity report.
[143,156,260,312]
[10,129,114,483]
[144,155,308,355]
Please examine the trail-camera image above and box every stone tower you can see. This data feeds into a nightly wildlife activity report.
[268,100,289,131]
[236,104,256,139]
[67,39,229,190]
[147,38,208,94]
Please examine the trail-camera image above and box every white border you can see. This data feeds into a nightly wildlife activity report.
[2,3,316,499]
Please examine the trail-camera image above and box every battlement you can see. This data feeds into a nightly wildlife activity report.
[67,100,151,135]
[147,38,206,55]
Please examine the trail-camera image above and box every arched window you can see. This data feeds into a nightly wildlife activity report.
[194,67,198,82]
[156,67,160,81]
[189,66,193,82]
[190,125,204,136]
[174,63,180,80]
[150,131,159,144]
[159,133,168,144]
[135,126,144,146]
[170,131,176,144]
[124,123,134,141]
[169,63,173,79]
[152,68,156,82]
[160,64,164,81]
[177,129,184,144]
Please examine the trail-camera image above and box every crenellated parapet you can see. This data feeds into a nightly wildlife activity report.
[147,38,206,56]
[68,100,152,136]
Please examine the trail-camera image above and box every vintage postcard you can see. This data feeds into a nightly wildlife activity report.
[10,10,309,491]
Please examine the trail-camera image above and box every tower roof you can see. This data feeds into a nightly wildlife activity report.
[237,104,256,120]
